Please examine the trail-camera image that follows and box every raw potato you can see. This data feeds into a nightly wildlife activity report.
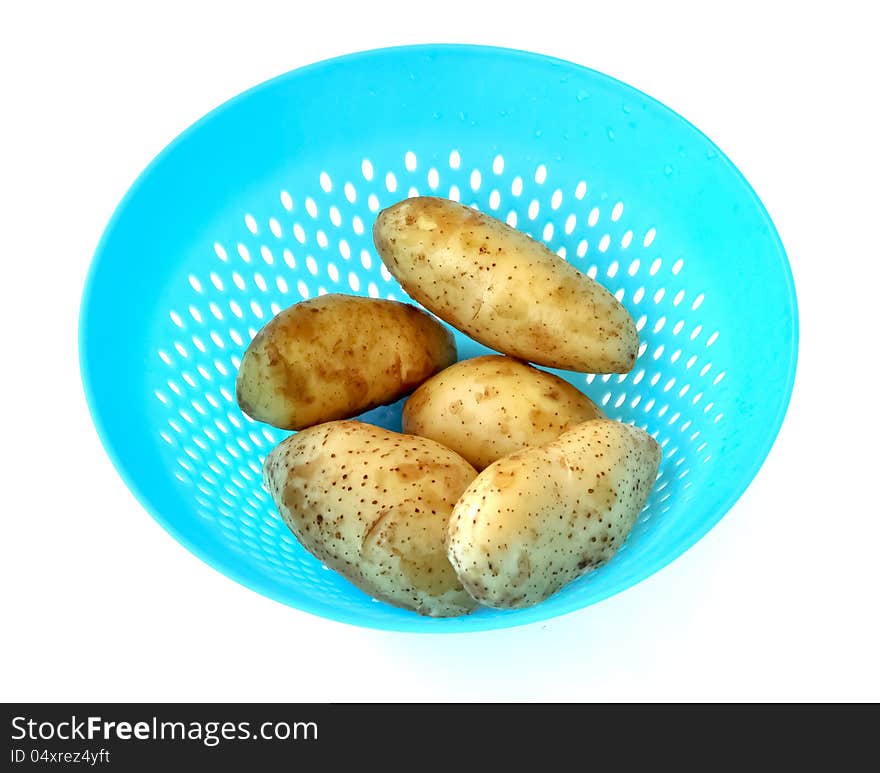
[447,419,661,609]
[403,355,605,470]
[264,420,479,617]
[236,294,456,430]
[373,197,637,373]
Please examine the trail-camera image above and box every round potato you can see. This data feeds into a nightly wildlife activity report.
[373,196,637,373]
[236,294,456,430]
[402,355,604,470]
[264,420,479,617]
[447,419,661,609]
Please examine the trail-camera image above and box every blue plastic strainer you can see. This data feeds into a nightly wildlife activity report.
[79,45,798,632]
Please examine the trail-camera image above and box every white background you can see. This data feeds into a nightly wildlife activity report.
[1,0,877,702]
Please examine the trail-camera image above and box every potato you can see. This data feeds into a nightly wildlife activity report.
[402,355,604,470]
[264,420,479,617]
[447,419,661,609]
[373,197,637,373]
[236,294,456,430]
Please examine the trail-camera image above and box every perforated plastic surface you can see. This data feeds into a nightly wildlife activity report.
[79,45,798,631]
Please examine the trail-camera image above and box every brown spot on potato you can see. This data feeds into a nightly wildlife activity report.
[527,325,557,354]
[515,551,531,581]
[474,386,497,403]
[589,474,617,507]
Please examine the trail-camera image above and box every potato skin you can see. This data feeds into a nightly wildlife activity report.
[264,420,479,617]
[447,419,661,609]
[236,294,456,430]
[402,355,604,470]
[373,197,637,373]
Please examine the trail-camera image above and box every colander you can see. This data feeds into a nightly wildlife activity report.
[79,44,798,632]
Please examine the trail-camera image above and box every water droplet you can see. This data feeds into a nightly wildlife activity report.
[577,89,589,102]
[664,164,673,176]
[607,128,616,141]
[534,129,543,137]
[622,103,632,114]
[706,149,718,159]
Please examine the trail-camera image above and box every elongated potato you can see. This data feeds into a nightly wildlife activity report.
[373,197,637,373]
[403,355,604,470]
[264,420,479,617]
[448,419,661,609]
[236,294,456,430]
